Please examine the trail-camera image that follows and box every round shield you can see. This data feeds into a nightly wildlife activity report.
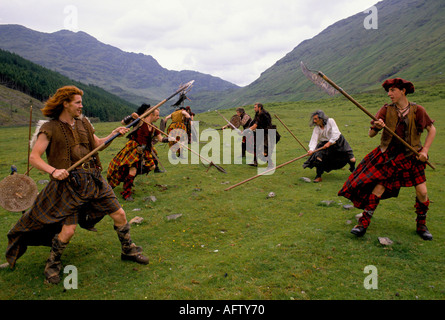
[0,174,38,212]
[230,115,241,128]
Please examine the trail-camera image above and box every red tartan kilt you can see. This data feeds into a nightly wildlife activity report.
[107,140,155,187]
[338,146,426,209]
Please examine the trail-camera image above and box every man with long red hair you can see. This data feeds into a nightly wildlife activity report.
[5,86,149,284]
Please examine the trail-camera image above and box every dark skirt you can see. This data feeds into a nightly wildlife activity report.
[303,134,354,173]
[5,169,121,268]
[338,145,427,209]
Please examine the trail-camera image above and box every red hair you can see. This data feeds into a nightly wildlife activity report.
[42,86,84,119]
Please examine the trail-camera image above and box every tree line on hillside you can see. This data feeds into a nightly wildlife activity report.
[0,49,136,122]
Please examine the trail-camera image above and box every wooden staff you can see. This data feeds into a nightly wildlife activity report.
[67,81,194,172]
[26,105,33,176]
[274,114,307,152]
[224,147,324,191]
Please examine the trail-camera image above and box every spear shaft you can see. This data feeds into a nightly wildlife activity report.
[67,81,194,172]
[317,71,435,170]
[224,147,324,191]
[274,114,307,152]
[145,121,226,173]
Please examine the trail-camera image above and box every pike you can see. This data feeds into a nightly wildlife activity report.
[67,81,194,172]
[144,121,227,174]
[215,110,242,133]
[225,147,324,191]
[300,61,435,170]
[274,114,307,152]
[26,105,33,175]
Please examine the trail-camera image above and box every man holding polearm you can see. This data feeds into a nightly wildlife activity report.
[339,78,436,240]
[5,86,149,284]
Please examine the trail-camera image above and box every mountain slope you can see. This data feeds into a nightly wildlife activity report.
[216,0,445,108]
[0,24,239,109]
[0,49,137,124]
[1,0,444,112]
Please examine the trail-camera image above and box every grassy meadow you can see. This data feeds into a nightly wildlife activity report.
[0,81,444,300]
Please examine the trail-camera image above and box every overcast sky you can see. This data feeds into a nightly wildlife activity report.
[0,0,378,86]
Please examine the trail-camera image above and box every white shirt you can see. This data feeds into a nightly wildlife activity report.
[308,118,341,151]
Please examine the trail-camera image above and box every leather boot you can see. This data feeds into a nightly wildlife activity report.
[114,223,149,265]
[351,194,380,237]
[415,199,432,240]
[44,234,68,284]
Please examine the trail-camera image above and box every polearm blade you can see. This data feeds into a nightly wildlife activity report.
[215,110,242,134]
[300,61,435,170]
[67,80,195,172]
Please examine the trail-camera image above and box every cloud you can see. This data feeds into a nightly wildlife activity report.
[0,0,378,86]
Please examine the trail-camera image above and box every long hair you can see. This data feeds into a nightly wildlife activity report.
[41,86,84,119]
[310,110,328,127]
[136,103,151,116]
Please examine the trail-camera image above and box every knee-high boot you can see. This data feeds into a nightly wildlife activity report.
[114,223,149,264]
[415,198,433,240]
[44,234,69,284]
[351,193,380,236]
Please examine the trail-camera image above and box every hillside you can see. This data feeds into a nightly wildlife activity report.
[0,24,239,111]
[0,49,137,124]
[215,0,445,108]
[0,84,45,126]
[1,0,444,114]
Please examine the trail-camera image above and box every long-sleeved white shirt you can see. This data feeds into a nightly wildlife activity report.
[308,118,341,151]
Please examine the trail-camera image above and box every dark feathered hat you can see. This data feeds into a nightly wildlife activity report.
[382,78,415,94]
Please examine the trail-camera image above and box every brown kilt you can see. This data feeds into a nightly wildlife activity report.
[6,168,121,268]
[338,145,426,209]
[107,140,156,188]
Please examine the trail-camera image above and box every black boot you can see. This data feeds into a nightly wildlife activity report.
[114,223,149,265]
[44,234,68,284]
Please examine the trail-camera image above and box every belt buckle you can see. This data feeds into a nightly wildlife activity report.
[81,162,91,171]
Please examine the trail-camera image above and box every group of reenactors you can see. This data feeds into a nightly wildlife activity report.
[1,76,436,284]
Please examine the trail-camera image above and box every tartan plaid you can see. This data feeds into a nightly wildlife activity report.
[338,145,426,209]
[107,140,155,188]
[167,122,188,148]
[6,169,121,268]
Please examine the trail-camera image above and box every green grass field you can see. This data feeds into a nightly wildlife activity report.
[0,82,444,300]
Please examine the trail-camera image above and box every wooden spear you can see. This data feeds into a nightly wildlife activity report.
[274,114,307,152]
[67,80,194,172]
[300,62,435,170]
[224,147,324,191]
